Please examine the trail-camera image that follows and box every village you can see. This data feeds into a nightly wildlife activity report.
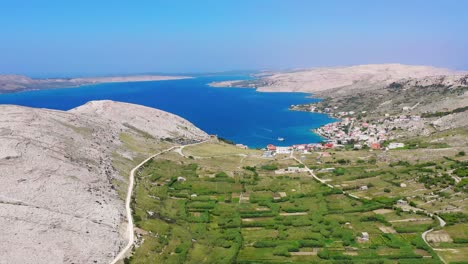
[280,103,424,153]
[252,113,413,158]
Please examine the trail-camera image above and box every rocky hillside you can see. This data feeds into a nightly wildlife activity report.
[314,74,468,114]
[0,101,208,264]
[210,64,465,94]
[70,101,207,141]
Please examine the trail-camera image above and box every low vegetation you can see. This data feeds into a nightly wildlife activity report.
[126,142,453,263]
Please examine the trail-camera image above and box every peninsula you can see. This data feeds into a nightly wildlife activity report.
[0,74,191,93]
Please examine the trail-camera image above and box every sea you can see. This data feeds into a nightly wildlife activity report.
[0,75,335,148]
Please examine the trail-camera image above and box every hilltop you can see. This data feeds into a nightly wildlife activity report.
[0,100,208,264]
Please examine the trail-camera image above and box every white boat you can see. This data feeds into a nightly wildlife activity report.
[277,137,285,141]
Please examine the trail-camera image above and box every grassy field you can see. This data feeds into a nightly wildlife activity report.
[111,130,175,199]
[301,147,468,215]
[126,142,452,263]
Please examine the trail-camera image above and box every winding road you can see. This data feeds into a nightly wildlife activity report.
[110,140,207,264]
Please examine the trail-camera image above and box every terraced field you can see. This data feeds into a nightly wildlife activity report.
[126,142,446,263]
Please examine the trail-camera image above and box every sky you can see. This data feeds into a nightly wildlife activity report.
[1,0,467,76]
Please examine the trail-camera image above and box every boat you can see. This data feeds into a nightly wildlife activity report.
[277,137,285,141]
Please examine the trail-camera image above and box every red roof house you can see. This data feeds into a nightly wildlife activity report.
[267,144,277,151]
[370,142,381,149]
[324,143,334,149]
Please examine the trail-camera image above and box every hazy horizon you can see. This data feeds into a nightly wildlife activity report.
[1,0,468,76]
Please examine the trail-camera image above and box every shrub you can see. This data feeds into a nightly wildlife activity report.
[439,212,468,225]
[317,248,330,259]
[273,246,291,257]
[261,164,278,171]
[334,167,346,176]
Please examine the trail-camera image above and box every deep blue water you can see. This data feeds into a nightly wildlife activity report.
[0,76,335,148]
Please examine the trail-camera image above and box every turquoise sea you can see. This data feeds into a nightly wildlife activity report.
[0,75,335,148]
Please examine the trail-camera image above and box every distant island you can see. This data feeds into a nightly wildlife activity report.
[0,74,191,93]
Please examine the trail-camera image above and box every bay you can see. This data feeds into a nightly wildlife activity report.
[0,75,334,148]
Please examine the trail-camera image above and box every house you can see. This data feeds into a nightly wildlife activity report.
[275,167,308,174]
[288,167,305,172]
[388,142,405,149]
[177,177,186,182]
[361,232,369,241]
[267,144,277,151]
[359,135,369,141]
[397,199,408,205]
[236,144,248,149]
[359,185,368,191]
[324,143,334,149]
[262,150,275,158]
[353,144,362,150]
[370,142,381,150]
[276,146,291,154]
[318,167,335,172]
[273,193,282,200]
[294,144,307,151]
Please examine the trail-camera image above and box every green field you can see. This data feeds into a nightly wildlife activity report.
[126,142,450,263]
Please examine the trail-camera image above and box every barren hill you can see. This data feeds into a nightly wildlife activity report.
[0,101,208,264]
[210,64,465,94]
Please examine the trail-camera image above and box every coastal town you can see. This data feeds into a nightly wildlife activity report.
[252,104,421,156]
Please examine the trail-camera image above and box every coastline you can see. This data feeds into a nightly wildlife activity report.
[0,75,192,94]
[210,79,338,146]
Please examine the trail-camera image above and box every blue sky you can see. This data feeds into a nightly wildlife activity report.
[1,0,467,76]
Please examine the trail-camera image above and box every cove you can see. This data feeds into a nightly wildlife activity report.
[0,75,335,148]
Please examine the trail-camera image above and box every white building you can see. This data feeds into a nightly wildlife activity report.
[388,142,405,149]
[397,199,408,205]
[275,167,308,174]
[361,232,369,241]
[353,144,362,150]
[276,146,292,154]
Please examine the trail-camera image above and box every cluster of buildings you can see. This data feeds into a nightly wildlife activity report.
[314,115,412,150]
[262,117,407,157]
[274,166,309,174]
[263,143,325,157]
[315,117,387,149]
